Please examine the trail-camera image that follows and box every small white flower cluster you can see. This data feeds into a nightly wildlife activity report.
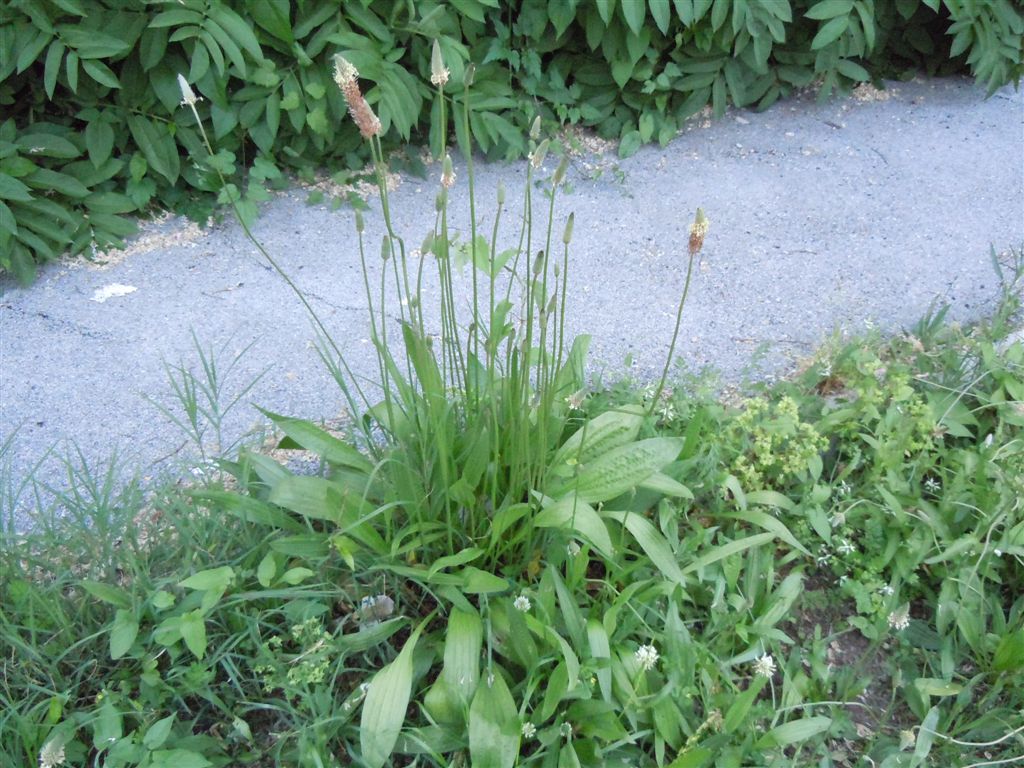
[923,476,941,494]
[753,653,776,678]
[888,606,910,631]
[521,722,537,739]
[38,739,65,768]
[635,643,659,672]
[513,593,531,612]
[566,540,582,557]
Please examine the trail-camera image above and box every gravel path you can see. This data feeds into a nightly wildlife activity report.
[2,76,1022,532]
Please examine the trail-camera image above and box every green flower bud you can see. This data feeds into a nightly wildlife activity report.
[552,155,569,186]
[562,212,574,244]
[530,139,550,169]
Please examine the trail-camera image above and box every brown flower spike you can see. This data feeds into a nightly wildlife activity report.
[333,56,381,140]
[689,207,709,255]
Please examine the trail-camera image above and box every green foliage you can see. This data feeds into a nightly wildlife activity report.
[2,29,1022,768]
[2,0,1021,282]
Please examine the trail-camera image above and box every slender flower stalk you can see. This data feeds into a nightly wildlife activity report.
[174,73,373,440]
[648,208,709,415]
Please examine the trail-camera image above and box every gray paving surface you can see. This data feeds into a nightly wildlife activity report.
[2,76,1022,532]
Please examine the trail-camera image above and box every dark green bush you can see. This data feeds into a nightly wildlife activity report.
[1,0,1020,284]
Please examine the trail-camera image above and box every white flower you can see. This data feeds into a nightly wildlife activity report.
[38,739,65,768]
[177,74,200,107]
[566,541,581,557]
[635,643,659,672]
[521,722,537,739]
[923,476,941,494]
[513,594,531,612]
[430,40,449,87]
[836,539,856,555]
[753,653,776,678]
[835,480,851,498]
[879,585,895,597]
[888,606,910,631]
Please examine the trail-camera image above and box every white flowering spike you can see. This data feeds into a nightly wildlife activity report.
[177,74,199,107]
[635,643,659,671]
[753,653,777,678]
[430,40,449,87]
[440,154,456,189]
[513,593,531,612]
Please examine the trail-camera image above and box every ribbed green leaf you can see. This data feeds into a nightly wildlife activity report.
[568,437,683,503]
[756,715,831,747]
[536,495,614,558]
[551,404,645,469]
[360,624,423,768]
[683,532,775,574]
[612,510,687,587]
[468,672,520,768]
[189,489,304,531]
[260,409,375,473]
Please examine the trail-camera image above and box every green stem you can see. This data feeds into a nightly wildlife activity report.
[649,250,697,416]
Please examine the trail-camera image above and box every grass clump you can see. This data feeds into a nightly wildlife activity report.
[2,44,1023,768]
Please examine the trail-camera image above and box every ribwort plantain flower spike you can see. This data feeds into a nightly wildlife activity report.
[177,74,200,108]
[430,40,449,88]
[530,115,542,140]
[441,154,456,188]
[552,155,569,186]
[689,207,709,255]
[532,250,545,276]
[333,55,381,140]
[530,139,550,169]
[355,209,364,233]
[464,62,476,87]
